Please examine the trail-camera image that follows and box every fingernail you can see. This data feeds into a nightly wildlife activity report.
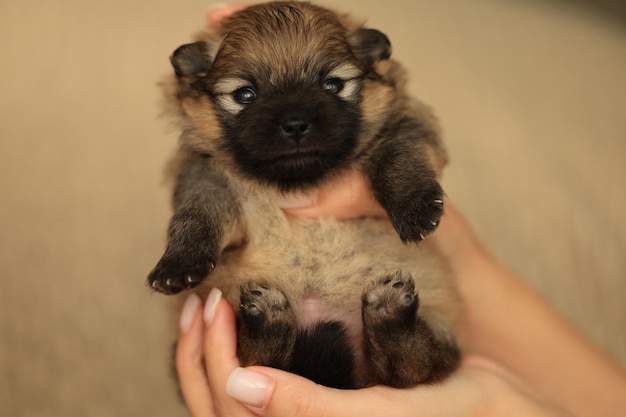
[226,367,275,408]
[179,293,201,334]
[203,288,222,326]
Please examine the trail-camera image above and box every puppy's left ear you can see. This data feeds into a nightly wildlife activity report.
[351,28,392,68]
[170,41,213,78]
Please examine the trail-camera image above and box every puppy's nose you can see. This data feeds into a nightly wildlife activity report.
[280,116,311,142]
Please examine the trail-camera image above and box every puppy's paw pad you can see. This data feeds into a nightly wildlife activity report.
[240,282,290,323]
[363,272,417,322]
[147,259,215,295]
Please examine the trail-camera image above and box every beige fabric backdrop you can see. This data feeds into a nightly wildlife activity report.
[1,0,624,416]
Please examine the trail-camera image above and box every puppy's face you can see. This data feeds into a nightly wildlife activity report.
[171,2,391,191]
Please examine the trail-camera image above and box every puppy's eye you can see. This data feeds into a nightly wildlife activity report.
[323,78,344,94]
[233,87,256,104]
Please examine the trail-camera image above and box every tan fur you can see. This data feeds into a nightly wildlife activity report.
[186,186,462,385]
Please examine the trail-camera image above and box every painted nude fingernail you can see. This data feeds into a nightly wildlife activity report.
[203,288,222,326]
[226,367,275,408]
[179,293,201,333]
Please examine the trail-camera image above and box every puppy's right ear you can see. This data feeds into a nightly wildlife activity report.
[170,42,213,78]
[351,28,392,69]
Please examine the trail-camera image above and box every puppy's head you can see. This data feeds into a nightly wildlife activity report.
[170,2,393,191]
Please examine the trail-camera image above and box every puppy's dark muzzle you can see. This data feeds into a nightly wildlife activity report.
[280,116,311,143]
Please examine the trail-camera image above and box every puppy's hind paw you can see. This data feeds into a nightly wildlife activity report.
[363,271,418,327]
[240,282,291,325]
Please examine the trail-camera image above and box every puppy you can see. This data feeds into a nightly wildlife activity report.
[148,1,461,389]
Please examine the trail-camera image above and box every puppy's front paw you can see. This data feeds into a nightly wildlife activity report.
[363,271,418,327]
[147,244,217,295]
[147,252,216,295]
[389,180,444,243]
[147,208,222,294]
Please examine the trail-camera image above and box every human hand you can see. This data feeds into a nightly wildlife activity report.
[206,3,247,28]
[175,288,571,417]
[277,169,387,220]
[277,167,481,272]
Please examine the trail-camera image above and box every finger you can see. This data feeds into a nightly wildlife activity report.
[206,4,248,28]
[202,289,252,417]
[463,355,541,399]
[283,170,386,220]
[227,363,511,417]
[263,374,406,417]
[226,365,412,417]
[176,293,215,417]
[203,289,240,378]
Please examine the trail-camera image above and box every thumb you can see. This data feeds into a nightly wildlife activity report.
[225,366,408,417]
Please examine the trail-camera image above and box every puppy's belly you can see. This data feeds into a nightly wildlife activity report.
[299,293,364,354]
[301,294,325,325]
[202,215,459,347]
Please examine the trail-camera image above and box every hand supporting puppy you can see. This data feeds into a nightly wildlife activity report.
[174,167,579,417]
[176,285,572,417]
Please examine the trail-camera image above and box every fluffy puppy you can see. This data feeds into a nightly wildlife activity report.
[148,1,461,388]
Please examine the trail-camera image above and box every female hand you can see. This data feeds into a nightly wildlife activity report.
[175,286,572,417]
[174,160,570,417]
[175,164,626,417]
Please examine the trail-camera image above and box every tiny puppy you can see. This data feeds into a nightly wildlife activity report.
[148,1,462,389]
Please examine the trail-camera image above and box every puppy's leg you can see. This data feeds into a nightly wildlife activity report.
[238,282,297,369]
[147,151,242,294]
[365,116,445,244]
[362,272,460,387]
[289,322,356,389]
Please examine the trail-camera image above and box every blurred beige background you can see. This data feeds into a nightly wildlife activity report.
[1,0,624,416]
